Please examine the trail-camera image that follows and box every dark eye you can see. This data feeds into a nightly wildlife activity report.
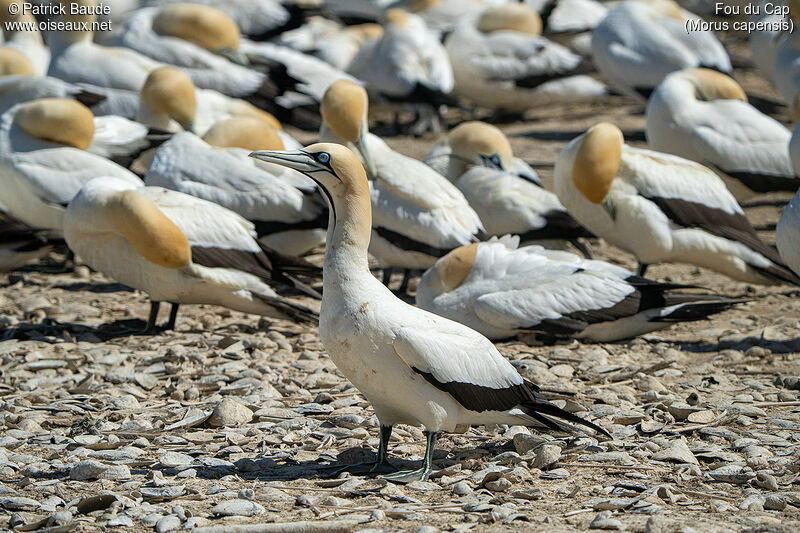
[317,152,330,164]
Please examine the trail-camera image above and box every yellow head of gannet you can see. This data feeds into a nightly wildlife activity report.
[141,67,197,131]
[152,3,241,54]
[477,4,542,36]
[320,79,378,178]
[250,142,372,236]
[419,242,478,295]
[679,68,747,103]
[0,47,35,76]
[15,98,95,150]
[102,188,192,269]
[202,117,285,152]
[55,0,97,43]
[383,8,411,28]
[448,121,513,171]
[572,122,623,206]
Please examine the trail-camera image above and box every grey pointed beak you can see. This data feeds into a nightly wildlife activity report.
[249,149,321,173]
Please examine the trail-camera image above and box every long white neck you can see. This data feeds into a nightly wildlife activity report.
[320,186,373,301]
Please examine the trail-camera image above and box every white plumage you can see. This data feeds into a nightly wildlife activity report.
[646,68,798,201]
[590,0,731,101]
[416,238,737,342]
[0,99,141,231]
[553,122,800,286]
[144,131,326,256]
[445,4,606,112]
[64,176,319,330]
[250,142,607,482]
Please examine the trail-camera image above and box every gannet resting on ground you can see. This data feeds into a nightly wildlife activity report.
[64,177,320,332]
[134,67,284,139]
[416,237,738,342]
[250,142,609,482]
[348,9,455,134]
[319,80,484,290]
[0,214,59,271]
[591,0,731,102]
[144,123,326,256]
[553,122,800,285]
[425,121,594,255]
[0,0,50,75]
[0,73,108,114]
[47,0,164,91]
[240,39,361,131]
[444,4,606,113]
[646,69,798,201]
[279,18,384,72]
[0,98,141,231]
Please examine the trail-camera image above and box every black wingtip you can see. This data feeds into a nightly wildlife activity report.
[522,383,612,440]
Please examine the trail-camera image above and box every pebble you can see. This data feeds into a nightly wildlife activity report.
[452,482,472,496]
[155,514,181,532]
[650,438,698,465]
[0,496,39,511]
[107,515,133,527]
[211,499,266,517]
[531,444,561,470]
[207,398,253,427]
[69,460,108,480]
[160,451,194,468]
[589,511,623,530]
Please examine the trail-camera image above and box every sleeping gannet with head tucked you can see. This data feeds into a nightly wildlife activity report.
[347,8,455,134]
[425,121,594,254]
[646,68,798,201]
[279,18,384,72]
[0,0,50,75]
[591,0,731,101]
[144,119,326,256]
[444,3,606,113]
[416,237,738,342]
[64,176,320,332]
[320,80,484,290]
[250,142,609,482]
[0,98,141,232]
[554,122,800,285]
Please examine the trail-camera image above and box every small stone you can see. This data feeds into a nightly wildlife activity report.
[155,514,181,533]
[370,509,386,521]
[238,489,255,500]
[160,452,193,468]
[415,527,439,533]
[511,488,543,500]
[485,478,512,492]
[107,515,133,527]
[589,510,622,530]
[452,482,472,496]
[651,438,698,465]
[211,499,265,517]
[207,398,253,427]
[531,444,561,470]
[0,496,39,511]
[70,460,108,480]
[99,464,131,481]
[513,433,549,455]
[754,472,779,491]
[710,464,755,484]
[111,395,140,410]
[764,495,786,511]
[686,410,715,424]
[739,494,765,511]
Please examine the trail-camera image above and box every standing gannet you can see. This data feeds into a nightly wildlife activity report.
[144,120,326,256]
[249,143,608,481]
[0,98,141,231]
[444,4,606,113]
[0,0,50,75]
[591,0,731,101]
[417,238,738,342]
[646,68,798,201]
[425,121,594,254]
[348,9,455,134]
[64,177,319,332]
[553,122,800,285]
[320,80,484,290]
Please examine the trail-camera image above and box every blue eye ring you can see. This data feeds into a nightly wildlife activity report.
[317,152,330,164]
[491,154,501,165]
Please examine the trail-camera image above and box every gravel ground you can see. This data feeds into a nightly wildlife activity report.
[0,36,799,533]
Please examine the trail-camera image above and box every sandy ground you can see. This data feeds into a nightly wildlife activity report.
[0,35,799,533]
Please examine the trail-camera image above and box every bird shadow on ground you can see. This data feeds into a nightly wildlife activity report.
[54,281,135,294]
[0,318,162,342]
[510,128,646,143]
[673,335,800,354]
